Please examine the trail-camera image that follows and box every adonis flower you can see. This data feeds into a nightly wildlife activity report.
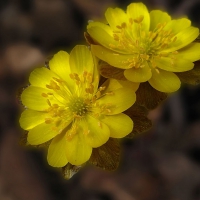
[19,45,136,167]
[87,2,200,93]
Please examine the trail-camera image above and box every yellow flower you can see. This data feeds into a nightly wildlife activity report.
[87,2,200,93]
[19,45,136,167]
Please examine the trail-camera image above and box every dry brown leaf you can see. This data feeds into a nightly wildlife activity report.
[100,62,126,80]
[176,62,200,85]
[89,138,120,171]
[135,82,168,110]
[124,105,152,138]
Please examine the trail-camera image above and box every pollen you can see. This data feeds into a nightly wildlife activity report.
[68,97,88,116]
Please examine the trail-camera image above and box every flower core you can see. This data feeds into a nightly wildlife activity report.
[68,97,88,116]
[112,16,177,69]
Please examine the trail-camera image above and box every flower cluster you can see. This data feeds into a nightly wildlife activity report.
[19,2,200,178]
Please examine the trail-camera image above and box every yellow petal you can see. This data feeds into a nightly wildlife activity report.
[84,115,110,148]
[29,67,58,89]
[49,51,70,80]
[88,27,126,53]
[101,113,133,138]
[97,88,136,115]
[91,45,133,69]
[148,69,181,93]
[150,10,171,30]
[19,109,47,130]
[69,45,94,75]
[27,123,59,145]
[124,63,152,82]
[164,18,191,34]
[49,51,74,91]
[105,7,128,30]
[156,57,194,72]
[178,43,200,62]
[66,126,92,165]
[47,132,68,167]
[87,21,113,36]
[102,78,139,93]
[21,86,58,111]
[163,26,199,52]
[127,2,150,31]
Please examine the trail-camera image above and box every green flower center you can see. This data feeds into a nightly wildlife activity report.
[68,97,88,116]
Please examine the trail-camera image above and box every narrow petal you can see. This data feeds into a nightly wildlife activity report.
[101,113,133,138]
[84,115,110,148]
[178,43,200,62]
[29,67,58,89]
[21,86,55,111]
[164,18,191,34]
[97,88,136,115]
[19,109,47,130]
[66,126,92,165]
[47,132,68,167]
[124,63,152,82]
[127,3,150,31]
[91,45,133,69]
[148,69,181,93]
[150,10,171,30]
[156,57,194,72]
[69,45,94,74]
[27,123,59,145]
[163,26,199,52]
[105,7,128,30]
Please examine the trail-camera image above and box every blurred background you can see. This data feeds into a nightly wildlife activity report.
[1,0,200,199]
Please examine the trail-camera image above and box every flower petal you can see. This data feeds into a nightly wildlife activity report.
[124,63,152,82]
[105,7,128,30]
[19,109,47,130]
[91,45,133,69]
[47,132,68,167]
[178,43,200,62]
[87,21,113,36]
[88,27,126,53]
[21,86,57,111]
[29,67,58,89]
[97,88,136,115]
[101,113,133,138]
[70,45,94,75]
[49,51,74,91]
[66,126,92,165]
[164,18,191,34]
[163,26,199,52]
[27,123,59,145]
[148,69,181,93]
[102,78,139,93]
[150,10,171,30]
[156,57,194,72]
[84,115,110,148]
[49,51,70,80]
[127,2,150,31]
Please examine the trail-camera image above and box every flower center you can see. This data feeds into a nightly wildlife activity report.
[111,16,177,68]
[68,97,88,116]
